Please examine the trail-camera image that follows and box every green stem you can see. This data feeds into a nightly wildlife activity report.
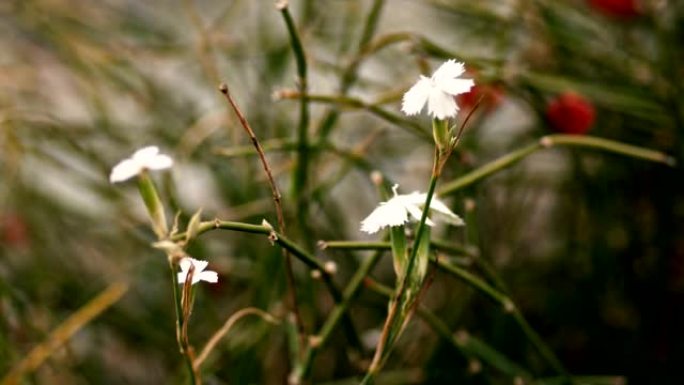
[170,220,363,352]
[322,239,566,377]
[282,92,429,139]
[364,157,440,382]
[316,0,386,142]
[321,240,475,258]
[279,4,311,222]
[364,278,532,380]
[439,134,674,197]
[169,258,198,385]
[435,260,569,377]
[137,171,168,239]
[171,220,326,271]
[291,251,383,384]
[544,134,675,165]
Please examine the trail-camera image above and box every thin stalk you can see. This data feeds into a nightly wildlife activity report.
[278,2,311,225]
[170,219,360,348]
[363,154,441,383]
[182,0,219,85]
[364,278,532,380]
[170,258,200,385]
[218,84,306,355]
[543,134,676,165]
[316,0,386,141]
[321,238,568,377]
[435,260,569,377]
[137,171,168,239]
[439,135,674,197]
[320,240,475,258]
[291,251,384,384]
[278,91,429,139]
[0,283,128,385]
[194,308,280,369]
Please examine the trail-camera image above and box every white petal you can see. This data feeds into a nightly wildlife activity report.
[133,146,173,170]
[427,90,458,119]
[431,60,465,83]
[198,271,219,283]
[110,146,173,183]
[438,78,475,97]
[404,203,436,227]
[179,257,192,271]
[132,146,160,163]
[401,192,428,205]
[189,258,209,272]
[429,197,465,226]
[147,154,173,170]
[109,158,142,183]
[178,258,217,285]
[360,201,409,234]
[401,76,432,116]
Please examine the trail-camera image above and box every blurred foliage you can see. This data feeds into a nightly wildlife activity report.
[1,0,683,384]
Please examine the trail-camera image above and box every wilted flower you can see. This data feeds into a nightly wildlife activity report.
[177,257,218,285]
[360,185,464,234]
[402,59,474,120]
[546,92,596,135]
[109,146,173,183]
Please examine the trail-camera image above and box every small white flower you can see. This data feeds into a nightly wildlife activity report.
[401,59,474,120]
[109,146,173,183]
[177,257,219,285]
[360,185,464,234]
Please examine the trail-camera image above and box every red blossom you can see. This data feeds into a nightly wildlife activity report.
[1,212,29,248]
[588,0,641,19]
[546,92,596,135]
[457,84,504,114]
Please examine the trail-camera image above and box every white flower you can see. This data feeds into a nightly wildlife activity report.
[177,257,219,285]
[109,146,173,183]
[401,59,474,120]
[360,185,464,234]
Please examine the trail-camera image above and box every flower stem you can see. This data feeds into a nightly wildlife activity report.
[169,258,200,385]
[364,153,441,381]
[137,171,168,240]
[169,219,361,356]
[290,250,383,384]
[278,91,429,140]
[194,308,280,370]
[218,83,306,357]
[364,277,532,380]
[435,260,569,378]
[278,2,311,231]
[439,134,675,196]
[315,0,386,142]
[320,239,476,257]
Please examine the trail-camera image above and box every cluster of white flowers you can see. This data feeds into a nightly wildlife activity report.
[360,185,463,234]
[401,59,474,120]
[360,59,471,234]
[112,59,472,281]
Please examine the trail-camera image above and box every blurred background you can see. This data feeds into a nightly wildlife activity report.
[1,0,683,384]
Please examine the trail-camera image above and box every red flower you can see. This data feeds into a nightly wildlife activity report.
[588,0,641,18]
[546,92,596,135]
[1,212,29,248]
[457,84,504,113]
